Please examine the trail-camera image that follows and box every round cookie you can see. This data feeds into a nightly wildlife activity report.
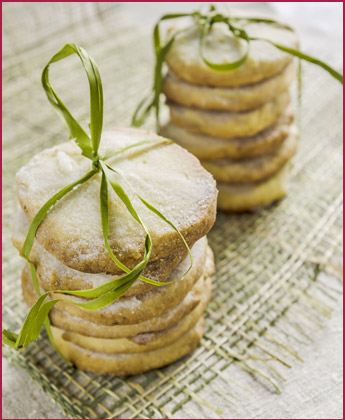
[217,167,289,212]
[13,208,189,297]
[22,239,214,325]
[202,127,298,184]
[160,110,294,161]
[50,277,211,354]
[50,317,204,375]
[22,262,210,339]
[169,91,290,139]
[16,127,217,273]
[166,20,298,87]
[163,62,295,111]
[52,240,212,325]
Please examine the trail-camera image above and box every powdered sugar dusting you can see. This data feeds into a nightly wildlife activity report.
[57,150,78,174]
[16,128,216,272]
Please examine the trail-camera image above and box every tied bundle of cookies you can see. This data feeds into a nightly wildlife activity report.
[161,19,298,212]
[4,45,217,375]
[133,6,342,212]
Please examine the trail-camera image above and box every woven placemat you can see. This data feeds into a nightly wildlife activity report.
[2,3,343,419]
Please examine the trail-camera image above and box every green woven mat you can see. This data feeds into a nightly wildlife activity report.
[2,3,343,419]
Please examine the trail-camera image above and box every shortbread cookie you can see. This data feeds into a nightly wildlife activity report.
[22,262,210,339]
[59,282,209,353]
[169,91,290,139]
[160,110,294,161]
[51,317,204,375]
[21,239,214,325]
[166,20,298,87]
[16,127,217,273]
[51,277,210,354]
[163,62,295,111]
[217,167,288,212]
[202,128,298,184]
[22,266,211,351]
[13,208,188,297]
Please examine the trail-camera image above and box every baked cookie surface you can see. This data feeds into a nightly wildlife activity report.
[163,62,295,111]
[160,110,294,161]
[169,91,290,138]
[16,127,217,273]
[50,318,204,375]
[22,238,214,325]
[217,167,288,212]
[166,21,298,87]
[57,276,210,354]
[22,266,211,349]
[13,208,189,297]
[22,259,212,339]
[202,127,298,184]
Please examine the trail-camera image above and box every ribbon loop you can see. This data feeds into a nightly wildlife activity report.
[41,43,103,159]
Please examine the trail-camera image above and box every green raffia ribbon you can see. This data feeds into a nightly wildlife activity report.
[131,5,343,130]
[2,43,193,360]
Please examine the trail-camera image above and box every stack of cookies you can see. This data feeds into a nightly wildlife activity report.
[13,127,217,375]
[161,19,299,212]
